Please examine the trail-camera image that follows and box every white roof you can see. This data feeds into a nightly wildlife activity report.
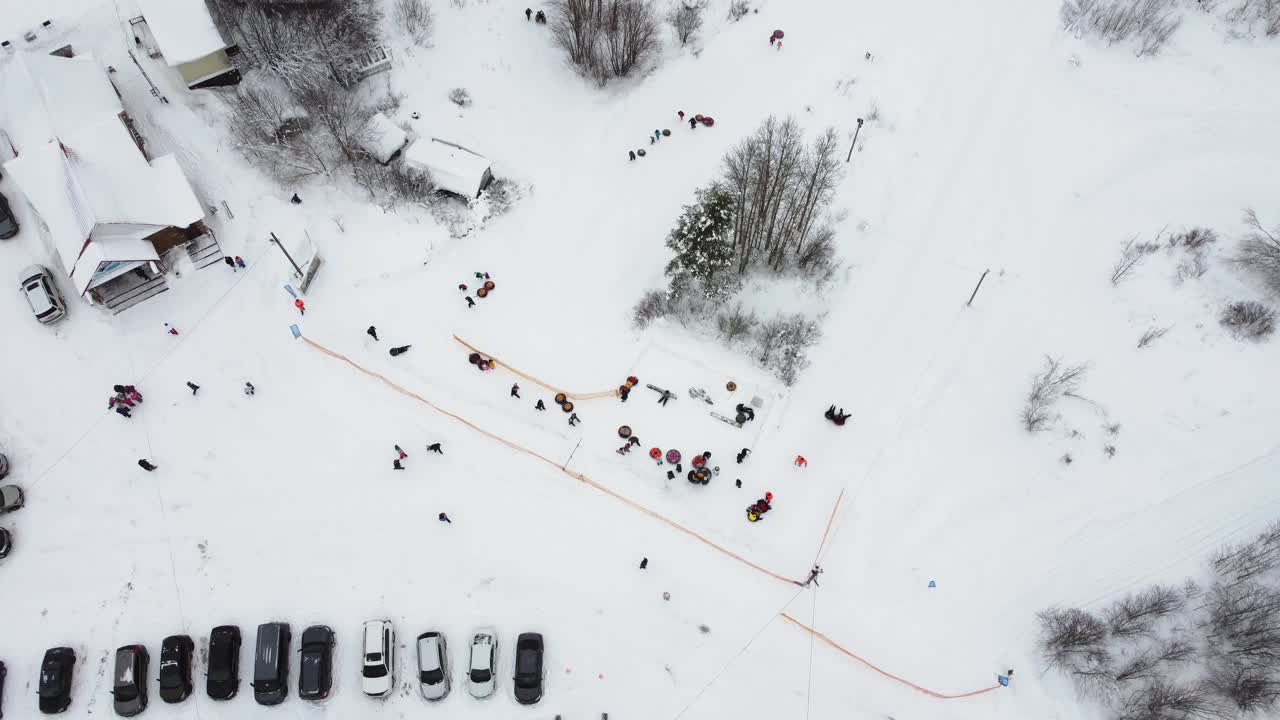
[361,113,408,164]
[4,116,203,296]
[404,138,491,198]
[137,0,229,66]
[0,52,123,152]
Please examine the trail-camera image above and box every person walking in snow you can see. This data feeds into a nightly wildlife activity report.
[235,256,245,268]
[736,448,751,464]
[224,256,236,271]
[535,399,546,411]
[639,557,648,569]
[654,129,661,141]
[438,512,452,523]
[390,345,412,356]
[427,443,443,454]
[628,436,641,448]
[165,323,179,335]
[138,459,157,472]
[794,455,808,468]
[620,386,629,402]
[804,565,823,587]
[535,10,546,23]
[525,7,532,20]
[629,150,636,161]
[511,383,521,399]
[458,283,468,292]
[568,412,580,426]
[116,405,132,419]
[466,296,476,308]
[735,478,742,488]
[689,117,697,130]
[658,389,673,406]
[244,382,255,396]
[295,298,306,316]
[186,381,200,395]
[678,111,685,121]
[125,385,143,403]
[367,326,379,341]
[393,459,405,470]
[667,470,675,480]
[395,445,408,460]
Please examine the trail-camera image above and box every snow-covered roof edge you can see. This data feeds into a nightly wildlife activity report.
[136,0,229,66]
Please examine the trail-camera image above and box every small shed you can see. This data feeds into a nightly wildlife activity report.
[404,138,494,199]
[135,0,241,89]
[361,113,408,165]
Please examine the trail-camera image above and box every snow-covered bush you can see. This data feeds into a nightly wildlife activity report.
[1022,355,1088,432]
[756,314,822,386]
[352,156,434,207]
[664,184,738,301]
[448,87,473,107]
[396,0,434,46]
[632,290,669,329]
[230,85,336,181]
[549,0,660,85]
[1110,232,1162,285]
[667,2,704,45]
[1060,0,1182,56]
[727,0,751,22]
[1236,209,1280,293]
[716,304,757,344]
[1219,300,1276,340]
[429,178,525,238]
[1224,0,1280,37]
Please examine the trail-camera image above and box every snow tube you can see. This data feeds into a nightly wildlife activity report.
[469,352,481,364]
[484,280,496,291]
[691,455,706,468]
[477,287,489,298]
[618,425,632,439]
[726,381,737,391]
[695,114,705,122]
[736,412,747,424]
[665,449,682,464]
[662,129,671,136]
[747,510,759,522]
[688,471,698,483]
[772,29,784,39]
[627,375,639,384]
[650,447,662,460]
[555,393,567,404]
[694,469,708,484]
[702,117,714,127]
[478,360,491,371]
[637,149,646,157]
[562,401,575,413]
[619,385,631,395]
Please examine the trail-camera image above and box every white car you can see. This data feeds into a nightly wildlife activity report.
[19,265,65,324]
[416,631,450,700]
[361,620,395,697]
[467,629,498,699]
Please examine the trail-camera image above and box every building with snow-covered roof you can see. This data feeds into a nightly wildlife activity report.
[404,138,494,199]
[133,0,241,90]
[0,51,214,313]
[360,113,409,165]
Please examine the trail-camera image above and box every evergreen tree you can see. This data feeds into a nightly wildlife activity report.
[665,184,738,301]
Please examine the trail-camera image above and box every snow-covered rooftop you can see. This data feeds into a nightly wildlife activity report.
[361,113,409,165]
[137,0,229,66]
[0,52,123,152]
[404,138,492,198]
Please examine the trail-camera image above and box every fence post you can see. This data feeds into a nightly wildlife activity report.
[966,269,991,307]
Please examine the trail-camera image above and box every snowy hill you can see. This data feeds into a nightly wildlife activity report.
[0,1,1277,719]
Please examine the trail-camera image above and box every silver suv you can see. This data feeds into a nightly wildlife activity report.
[0,484,23,513]
[19,265,65,324]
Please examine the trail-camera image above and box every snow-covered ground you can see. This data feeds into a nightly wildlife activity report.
[1,1,1278,718]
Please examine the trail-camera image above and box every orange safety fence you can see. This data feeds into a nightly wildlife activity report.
[453,335,618,401]
[304,336,804,588]
[780,613,1003,700]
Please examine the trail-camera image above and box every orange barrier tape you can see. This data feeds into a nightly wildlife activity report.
[453,335,618,400]
[780,614,1002,700]
[304,337,803,588]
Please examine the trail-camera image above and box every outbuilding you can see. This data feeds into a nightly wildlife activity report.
[134,0,241,89]
[361,113,409,165]
[404,138,494,199]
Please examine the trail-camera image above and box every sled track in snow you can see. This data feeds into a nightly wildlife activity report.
[304,336,804,587]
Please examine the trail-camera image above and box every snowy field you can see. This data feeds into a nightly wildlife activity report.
[1,0,1278,718]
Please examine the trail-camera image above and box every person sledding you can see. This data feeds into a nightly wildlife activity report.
[825,405,851,425]
[746,492,774,522]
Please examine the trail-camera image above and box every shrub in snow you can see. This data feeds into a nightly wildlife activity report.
[755,314,822,387]
[1137,325,1171,348]
[1110,231,1163,286]
[448,87,473,107]
[727,0,751,22]
[549,0,660,85]
[352,156,435,207]
[667,2,704,45]
[1224,0,1280,37]
[231,86,336,180]
[1236,209,1280,293]
[1021,356,1088,432]
[665,184,738,301]
[632,290,669,329]
[396,0,434,45]
[1038,608,1110,670]
[716,304,757,344]
[1060,0,1182,57]
[1219,300,1276,341]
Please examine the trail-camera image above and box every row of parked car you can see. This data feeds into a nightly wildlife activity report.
[19,621,544,716]
[0,462,24,559]
[0,189,69,324]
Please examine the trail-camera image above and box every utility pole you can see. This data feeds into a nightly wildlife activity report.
[845,118,864,163]
[269,232,303,278]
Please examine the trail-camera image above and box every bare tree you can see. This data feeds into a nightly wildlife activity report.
[717,304,757,344]
[727,0,751,21]
[1137,325,1172,348]
[603,0,660,78]
[1207,656,1280,712]
[1115,679,1227,720]
[1062,0,1183,56]
[1219,300,1276,341]
[304,82,374,162]
[1038,607,1110,669]
[668,1,703,45]
[1236,208,1280,293]
[549,0,601,67]
[395,0,434,46]
[1111,229,1164,285]
[1106,585,1185,638]
[1022,355,1089,432]
[230,85,335,181]
[632,289,668,329]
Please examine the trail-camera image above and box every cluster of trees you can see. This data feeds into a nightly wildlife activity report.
[548,0,660,85]
[1037,521,1280,718]
[633,116,842,385]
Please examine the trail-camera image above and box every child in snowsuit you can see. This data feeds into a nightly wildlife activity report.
[511,384,520,398]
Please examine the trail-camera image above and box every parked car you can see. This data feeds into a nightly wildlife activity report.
[298,625,334,701]
[158,635,193,703]
[415,631,449,701]
[38,647,75,714]
[112,645,149,717]
[0,452,9,479]
[467,629,497,699]
[512,632,544,705]
[1,659,8,719]
[252,623,291,706]
[360,620,395,697]
[0,529,9,560]
[0,486,23,514]
[206,625,241,700]
[0,193,17,240]
[18,266,65,325]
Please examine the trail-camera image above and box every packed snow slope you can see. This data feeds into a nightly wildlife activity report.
[0,0,1278,719]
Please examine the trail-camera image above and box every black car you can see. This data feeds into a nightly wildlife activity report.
[512,633,544,705]
[0,193,17,241]
[0,528,10,560]
[206,626,241,700]
[1,659,7,719]
[111,645,149,717]
[298,625,335,701]
[158,635,194,703]
[38,647,75,714]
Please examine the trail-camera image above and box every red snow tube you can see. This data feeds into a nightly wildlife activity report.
[695,114,705,122]
[484,280,496,291]
[691,455,706,468]
[772,29,784,39]
[650,447,662,460]
[665,449,682,464]
[468,352,481,364]
[701,117,714,127]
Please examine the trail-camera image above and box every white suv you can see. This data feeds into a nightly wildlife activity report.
[467,629,498,699]
[19,265,65,324]
[416,632,450,700]
[361,620,395,697]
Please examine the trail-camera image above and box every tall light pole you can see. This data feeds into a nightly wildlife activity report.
[846,118,864,163]
[269,232,303,278]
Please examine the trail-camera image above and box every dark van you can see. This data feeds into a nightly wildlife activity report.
[251,623,291,705]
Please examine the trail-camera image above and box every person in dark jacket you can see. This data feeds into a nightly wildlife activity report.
[390,345,411,356]
[224,256,236,271]
[393,459,404,470]
[735,479,742,488]
[116,405,132,419]
[667,470,675,480]
[396,445,408,459]
[138,459,157,471]
[736,448,751,463]
[186,381,200,395]
[511,383,520,398]
[536,10,546,23]
[438,512,452,523]
[639,557,648,569]
[629,150,636,161]
[367,326,379,341]
[525,7,532,19]
[427,443,443,454]
[689,117,697,129]
[235,256,246,268]
[244,382,255,396]
[535,399,546,411]
[466,296,476,308]
[568,412,580,426]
